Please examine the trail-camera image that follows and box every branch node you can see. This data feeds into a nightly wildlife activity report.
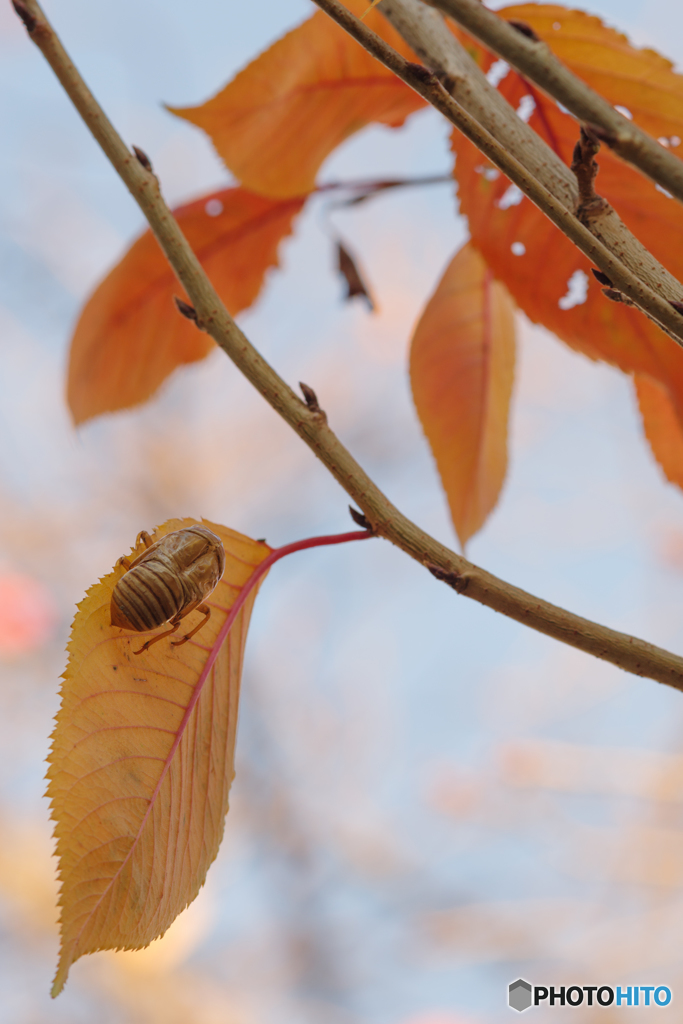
[670,300,683,317]
[435,71,460,96]
[132,145,153,173]
[11,0,37,32]
[348,506,374,532]
[584,121,618,148]
[174,297,198,322]
[404,61,437,86]
[426,562,469,594]
[602,287,636,307]
[508,19,540,42]
[571,125,608,219]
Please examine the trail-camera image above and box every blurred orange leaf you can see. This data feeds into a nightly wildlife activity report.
[68,188,304,424]
[0,573,56,656]
[410,242,516,546]
[168,0,425,198]
[635,374,683,489]
[451,5,683,435]
[47,517,271,997]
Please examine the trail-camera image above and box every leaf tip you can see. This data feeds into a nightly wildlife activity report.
[69,410,88,428]
[66,377,100,427]
[164,100,185,115]
[51,958,69,999]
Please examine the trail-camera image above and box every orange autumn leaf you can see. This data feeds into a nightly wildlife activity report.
[503,5,683,139]
[68,188,305,424]
[635,375,683,489]
[168,0,426,199]
[450,5,683,434]
[410,242,516,546]
[47,517,271,996]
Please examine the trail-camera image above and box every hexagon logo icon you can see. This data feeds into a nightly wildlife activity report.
[509,979,532,1012]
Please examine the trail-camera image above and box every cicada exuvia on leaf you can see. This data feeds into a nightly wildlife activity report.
[110,525,226,654]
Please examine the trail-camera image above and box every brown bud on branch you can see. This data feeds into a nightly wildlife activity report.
[508,20,540,41]
[132,146,153,173]
[348,506,373,532]
[11,0,37,32]
[426,563,469,593]
[174,297,198,322]
[299,381,321,412]
[591,268,613,287]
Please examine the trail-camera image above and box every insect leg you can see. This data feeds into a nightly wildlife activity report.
[171,605,212,647]
[117,531,155,573]
[134,616,181,655]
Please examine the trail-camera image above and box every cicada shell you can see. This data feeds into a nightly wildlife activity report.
[110,525,226,654]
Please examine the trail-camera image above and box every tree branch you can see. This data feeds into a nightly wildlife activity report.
[311,0,683,345]
[375,0,683,323]
[12,0,683,692]
[421,0,683,206]
[316,172,453,199]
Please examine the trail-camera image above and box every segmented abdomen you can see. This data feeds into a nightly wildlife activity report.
[111,561,186,631]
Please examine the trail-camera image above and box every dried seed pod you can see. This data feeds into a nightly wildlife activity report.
[110,526,226,654]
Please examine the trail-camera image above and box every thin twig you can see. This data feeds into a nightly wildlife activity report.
[315,172,453,198]
[312,0,683,345]
[12,0,683,691]
[420,0,683,206]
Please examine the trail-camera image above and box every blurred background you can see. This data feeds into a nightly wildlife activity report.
[2,0,683,1020]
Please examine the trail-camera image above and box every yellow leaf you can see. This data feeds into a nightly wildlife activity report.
[47,518,271,996]
[410,243,516,546]
[168,0,425,198]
